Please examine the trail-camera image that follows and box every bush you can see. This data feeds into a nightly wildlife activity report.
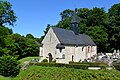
[113,63,120,70]
[0,55,20,77]
[41,59,48,62]
[52,59,56,63]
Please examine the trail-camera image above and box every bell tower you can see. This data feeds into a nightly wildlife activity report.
[70,8,79,35]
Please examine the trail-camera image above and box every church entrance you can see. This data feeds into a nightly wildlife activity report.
[48,53,52,62]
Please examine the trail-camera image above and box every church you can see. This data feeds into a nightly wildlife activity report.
[39,11,97,64]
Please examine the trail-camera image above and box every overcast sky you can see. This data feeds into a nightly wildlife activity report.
[8,0,120,38]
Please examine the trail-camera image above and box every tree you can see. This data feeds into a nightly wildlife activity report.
[77,8,90,33]
[85,26,109,52]
[0,1,17,26]
[60,9,73,21]
[0,26,13,36]
[77,8,108,32]
[23,38,39,57]
[108,3,120,51]
[0,26,13,51]
[87,7,107,27]
[0,1,40,59]
[3,33,39,59]
[57,17,71,30]
[0,55,20,77]
[0,47,4,56]
[26,33,34,39]
[57,9,74,30]
[3,34,19,57]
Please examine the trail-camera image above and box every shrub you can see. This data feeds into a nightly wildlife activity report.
[41,59,48,62]
[113,63,120,70]
[69,61,79,64]
[52,59,56,63]
[0,55,20,77]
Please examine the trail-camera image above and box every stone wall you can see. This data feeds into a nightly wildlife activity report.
[39,28,60,62]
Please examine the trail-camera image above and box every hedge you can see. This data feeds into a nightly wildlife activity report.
[30,62,89,70]
[30,61,108,70]
[69,62,108,69]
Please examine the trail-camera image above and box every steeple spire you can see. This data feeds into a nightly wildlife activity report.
[70,8,79,35]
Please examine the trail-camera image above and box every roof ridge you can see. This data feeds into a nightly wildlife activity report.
[51,27,71,31]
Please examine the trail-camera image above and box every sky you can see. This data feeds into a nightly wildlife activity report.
[7,0,120,38]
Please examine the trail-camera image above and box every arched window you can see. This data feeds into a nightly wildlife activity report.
[62,54,65,59]
[59,48,62,53]
[48,53,52,62]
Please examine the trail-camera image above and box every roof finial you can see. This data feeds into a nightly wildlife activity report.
[71,8,78,23]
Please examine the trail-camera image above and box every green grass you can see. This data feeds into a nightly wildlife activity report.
[14,65,120,80]
[19,57,39,66]
[1,65,120,80]
[0,75,12,80]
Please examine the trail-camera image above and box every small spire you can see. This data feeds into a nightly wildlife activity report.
[71,8,78,23]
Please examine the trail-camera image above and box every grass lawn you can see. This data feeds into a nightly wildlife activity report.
[19,57,39,66]
[1,65,120,80]
[14,65,120,80]
[0,75,12,80]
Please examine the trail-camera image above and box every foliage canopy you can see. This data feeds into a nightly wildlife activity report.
[0,1,17,26]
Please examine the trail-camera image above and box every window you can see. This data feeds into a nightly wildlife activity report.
[59,48,62,53]
[91,46,92,52]
[92,46,95,52]
[88,46,90,52]
[82,47,84,51]
[62,54,65,59]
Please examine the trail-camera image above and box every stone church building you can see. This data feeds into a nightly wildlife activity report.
[39,11,97,64]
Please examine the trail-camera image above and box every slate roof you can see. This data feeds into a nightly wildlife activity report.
[52,27,96,46]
